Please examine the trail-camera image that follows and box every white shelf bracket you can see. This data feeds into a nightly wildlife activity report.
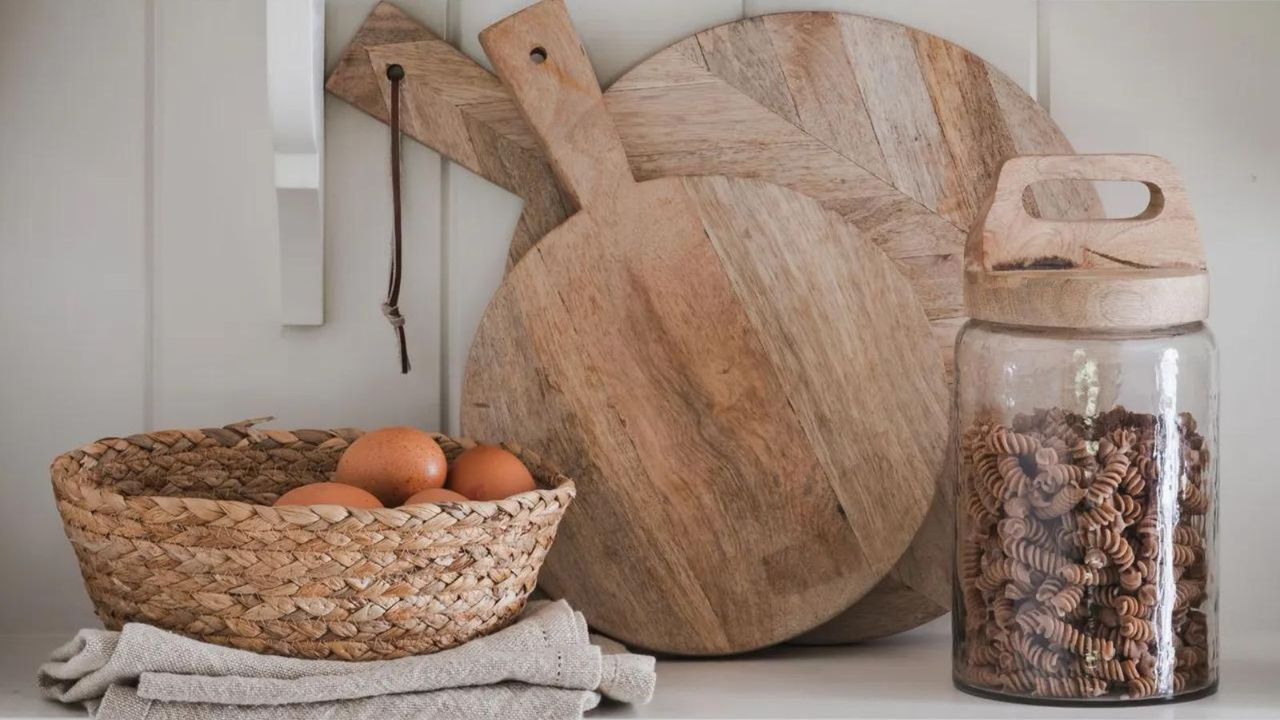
[267,0,325,326]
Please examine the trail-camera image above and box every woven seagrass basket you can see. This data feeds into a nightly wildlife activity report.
[50,419,576,660]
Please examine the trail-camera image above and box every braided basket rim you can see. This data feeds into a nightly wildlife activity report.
[50,419,577,526]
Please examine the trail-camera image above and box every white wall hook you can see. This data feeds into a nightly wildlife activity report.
[267,0,325,326]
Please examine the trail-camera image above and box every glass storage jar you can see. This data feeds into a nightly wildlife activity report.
[952,155,1218,705]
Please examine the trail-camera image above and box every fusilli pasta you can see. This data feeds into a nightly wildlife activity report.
[956,406,1213,700]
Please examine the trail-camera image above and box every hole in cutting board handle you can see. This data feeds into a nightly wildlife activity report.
[530,46,548,64]
[1021,180,1163,221]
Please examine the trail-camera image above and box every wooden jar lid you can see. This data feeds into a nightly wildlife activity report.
[965,154,1208,330]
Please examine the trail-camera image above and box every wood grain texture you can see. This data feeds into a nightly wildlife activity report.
[325,3,1102,643]
[477,1,637,211]
[762,13,888,180]
[326,4,1102,372]
[973,154,1203,270]
[465,174,948,655]
[965,154,1208,330]
[461,0,947,655]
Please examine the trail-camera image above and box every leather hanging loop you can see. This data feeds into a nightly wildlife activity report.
[383,63,410,373]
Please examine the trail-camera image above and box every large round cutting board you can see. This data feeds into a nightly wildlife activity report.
[327,5,1103,643]
[459,0,948,656]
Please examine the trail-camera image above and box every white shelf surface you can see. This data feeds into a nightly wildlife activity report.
[3,619,1277,718]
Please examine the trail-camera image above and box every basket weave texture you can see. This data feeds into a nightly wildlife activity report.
[50,420,576,660]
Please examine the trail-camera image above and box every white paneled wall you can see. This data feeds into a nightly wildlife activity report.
[152,0,445,434]
[1,0,1277,636]
[0,0,148,633]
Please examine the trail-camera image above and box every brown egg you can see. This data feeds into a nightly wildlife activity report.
[334,426,447,506]
[403,487,469,506]
[273,482,383,508]
[446,445,536,501]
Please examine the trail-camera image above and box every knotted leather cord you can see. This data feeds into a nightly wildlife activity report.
[383,63,410,373]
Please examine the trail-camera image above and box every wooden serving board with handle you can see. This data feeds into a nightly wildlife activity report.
[326,3,1102,643]
[458,0,948,656]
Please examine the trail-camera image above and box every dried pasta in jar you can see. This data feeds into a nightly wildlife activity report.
[953,404,1217,703]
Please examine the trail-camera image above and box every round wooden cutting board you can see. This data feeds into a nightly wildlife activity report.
[462,0,948,656]
[327,3,1102,643]
[588,13,1103,644]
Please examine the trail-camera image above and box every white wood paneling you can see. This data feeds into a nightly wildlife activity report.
[746,0,1037,92]
[442,0,744,432]
[152,0,446,431]
[1046,0,1280,633]
[0,0,147,632]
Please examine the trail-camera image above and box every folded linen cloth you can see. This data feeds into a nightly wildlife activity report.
[39,600,655,720]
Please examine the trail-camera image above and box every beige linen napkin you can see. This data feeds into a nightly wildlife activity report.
[39,600,654,720]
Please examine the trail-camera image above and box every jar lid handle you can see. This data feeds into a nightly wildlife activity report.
[964,155,1209,329]
[969,154,1204,272]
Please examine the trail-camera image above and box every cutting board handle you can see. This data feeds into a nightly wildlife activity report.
[479,0,635,212]
[968,154,1204,271]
